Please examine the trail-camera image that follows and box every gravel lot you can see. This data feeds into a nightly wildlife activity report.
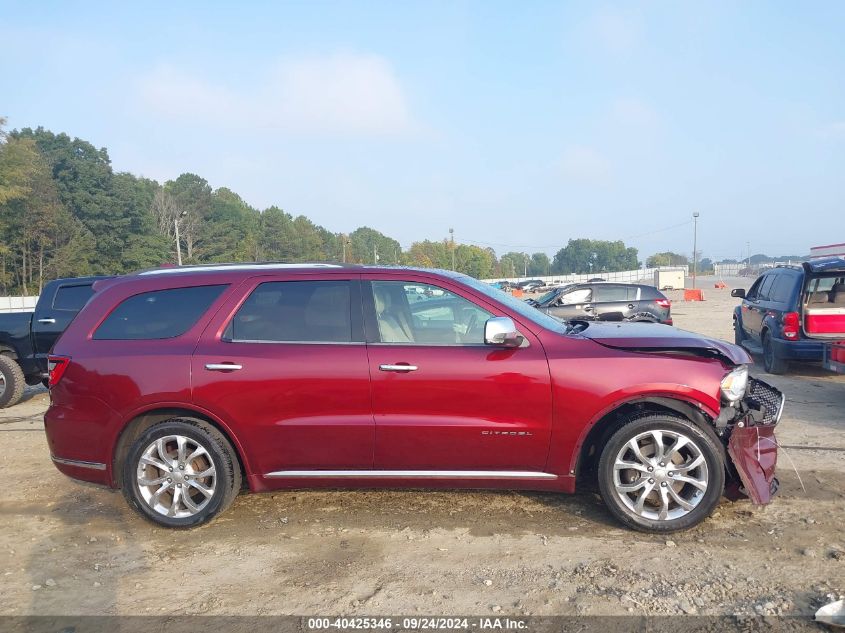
[1,276,843,619]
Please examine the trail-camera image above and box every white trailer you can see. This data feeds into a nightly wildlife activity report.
[653,267,686,290]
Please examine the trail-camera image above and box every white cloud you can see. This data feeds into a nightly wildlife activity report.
[823,121,845,139]
[137,53,417,137]
[559,145,611,184]
[587,8,643,55]
[611,97,658,128]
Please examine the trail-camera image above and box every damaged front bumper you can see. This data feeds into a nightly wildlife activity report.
[720,378,785,505]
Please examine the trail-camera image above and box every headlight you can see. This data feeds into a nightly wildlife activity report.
[720,365,749,403]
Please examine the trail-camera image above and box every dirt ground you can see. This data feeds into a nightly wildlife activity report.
[1,276,843,619]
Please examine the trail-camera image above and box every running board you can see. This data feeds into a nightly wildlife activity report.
[263,470,558,480]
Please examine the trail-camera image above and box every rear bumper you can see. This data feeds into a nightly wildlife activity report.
[771,337,824,360]
[44,395,118,487]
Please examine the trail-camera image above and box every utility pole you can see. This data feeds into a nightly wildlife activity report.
[174,210,187,266]
[373,244,379,264]
[448,228,455,270]
[692,211,699,289]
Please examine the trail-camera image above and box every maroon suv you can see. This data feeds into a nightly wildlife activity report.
[45,264,783,532]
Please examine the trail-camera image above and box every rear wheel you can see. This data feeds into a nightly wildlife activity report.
[597,414,725,532]
[733,316,745,345]
[762,330,788,374]
[0,355,25,409]
[122,418,241,528]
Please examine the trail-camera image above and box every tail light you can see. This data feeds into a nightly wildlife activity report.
[655,298,671,308]
[782,312,800,340]
[47,355,70,387]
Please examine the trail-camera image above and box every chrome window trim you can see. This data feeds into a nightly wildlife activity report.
[264,469,557,480]
[51,455,107,471]
[223,339,365,346]
[366,342,490,348]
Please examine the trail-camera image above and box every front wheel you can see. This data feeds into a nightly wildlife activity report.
[122,418,241,528]
[597,414,725,532]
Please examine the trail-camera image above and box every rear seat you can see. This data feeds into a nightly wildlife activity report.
[830,283,845,306]
[807,291,830,305]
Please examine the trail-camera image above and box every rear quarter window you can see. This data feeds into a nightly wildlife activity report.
[53,284,94,311]
[94,285,227,340]
[639,286,663,300]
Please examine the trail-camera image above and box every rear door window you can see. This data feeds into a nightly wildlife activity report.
[53,284,95,311]
[757,275,776,301]
[94,285,227,340]
[224,280,354,343]
[594,285,632,302]
[768,275,794,304]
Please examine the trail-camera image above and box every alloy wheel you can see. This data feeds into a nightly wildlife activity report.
[612,429,709,521]
[136,435,217,518]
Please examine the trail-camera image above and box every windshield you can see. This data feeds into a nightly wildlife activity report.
[459,275,568,334]
[536,288,559,305]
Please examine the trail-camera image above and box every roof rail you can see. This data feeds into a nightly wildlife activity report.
[137,262,345,276]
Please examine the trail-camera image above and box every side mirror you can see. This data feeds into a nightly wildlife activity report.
[484,317,524,348]
[731,289,746,298]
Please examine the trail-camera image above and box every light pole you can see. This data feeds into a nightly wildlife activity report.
[449,228,455,270]
[692,212,700,289]
[174,209,187,266]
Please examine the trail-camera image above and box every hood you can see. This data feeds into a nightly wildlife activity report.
[573,321,751,365]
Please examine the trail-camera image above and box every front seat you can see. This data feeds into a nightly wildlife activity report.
[373,285,414,343]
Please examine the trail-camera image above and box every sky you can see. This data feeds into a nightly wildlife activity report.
[1,1,843,262]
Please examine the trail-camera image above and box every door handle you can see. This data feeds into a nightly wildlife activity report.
[37,318,56,324]
[583,306,593,312]
[379,364,418,372]
[205,363,243,371]
[627,304,635,309]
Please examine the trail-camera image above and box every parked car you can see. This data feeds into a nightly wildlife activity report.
[526,282,672,324]
[731,258,845,374]
[0,276,106,407]
[46,263,782,533]
[518,280,546,293]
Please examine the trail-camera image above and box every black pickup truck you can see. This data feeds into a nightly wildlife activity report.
[0,276,106,407]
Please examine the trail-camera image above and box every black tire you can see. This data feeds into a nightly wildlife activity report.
[597,414,725,533]
[733,316,745,346]
[762,330,788,375]
[0,355,26,409]
[122,418,241,528]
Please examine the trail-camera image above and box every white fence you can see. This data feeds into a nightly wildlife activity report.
[0,296,39,313]
[485,266,679,286]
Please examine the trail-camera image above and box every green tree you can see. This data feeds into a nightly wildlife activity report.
[553,239,639,274]
[498,251,528,277]
[646,251,689,267]
[0,119,39,204]
[348,226,402,264]
[165,173,212,261]
[529,252,550,276]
